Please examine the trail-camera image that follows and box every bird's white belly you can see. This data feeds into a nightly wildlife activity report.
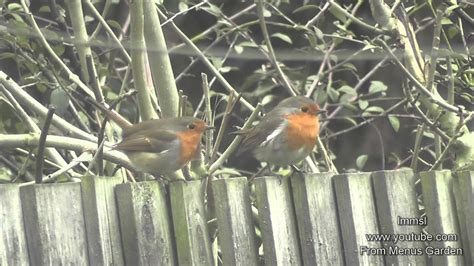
[127,150,181,175]
[254,133,311,166]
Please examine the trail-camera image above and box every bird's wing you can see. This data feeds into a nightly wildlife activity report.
[114,129,178,153]
[236,115,284,155]
[122,119,167,138]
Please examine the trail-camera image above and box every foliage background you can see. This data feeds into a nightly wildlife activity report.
[0,0,472,183]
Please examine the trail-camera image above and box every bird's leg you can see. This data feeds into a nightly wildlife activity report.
[248,163,272,183]
[290,164,307,179]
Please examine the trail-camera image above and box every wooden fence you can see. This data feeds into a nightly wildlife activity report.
[1,169,472,265]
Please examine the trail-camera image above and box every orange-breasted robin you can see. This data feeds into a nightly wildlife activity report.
[237,96,324,169]
[113,117,212,175]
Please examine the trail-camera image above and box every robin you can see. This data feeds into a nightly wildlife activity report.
[113,117,213,176]
[237,96,324,174]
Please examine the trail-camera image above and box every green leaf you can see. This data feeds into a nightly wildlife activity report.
[238,41,258,48]
[327,87,339,102]
[203,3,221,16]
[107,20,122,32]
[358,99,369,110]
[313,27,324,41]
[293,5,319,13]
[178,2,189,12]
[7,3,22,11]
[0,52,16,60]
[356,154,368,170]
[388,115,400,132]
[263,7,272,17]
[447,26,459,38]
[39,5,51,13]
[329,5,347,23]
[339,85,356,95]
[50,89,70,115]
[441,18,453,25]
[365,106,384,113]
[368,81,387,94]
[339,94,353,104]
[344,117,357,126]
[271,33,292,44]
[234,45,243,54]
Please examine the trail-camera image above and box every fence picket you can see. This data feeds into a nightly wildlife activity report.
[20,183,89,264]
[115,181,176,265]
[421,170,464,265]
[169,180,214,265]
[334,172,384,265]
[372,169,426,264]
[0,184,29,265]
[453,171,474,264]
[254,176,302,265]
[81,175,124,265]
[290,172,343,266]
[212,177,259,265]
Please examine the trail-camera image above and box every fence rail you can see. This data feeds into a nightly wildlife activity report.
[1,169,472,265]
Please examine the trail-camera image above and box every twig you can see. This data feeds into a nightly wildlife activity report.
[410,124,426,171]
[370,123,385,169]
[305,1,330,28]
[425,7,444,93]
[35,107,55,184]
[306,44,334,98]
[328,0,386,34]
[85,55,104,104]
[377,40,460,113]
[429,114,471,171]
[169,4,256,53]
[84,0,131,63]
[406,90,450,141]
[144,0,180,117]
[131,0,158,121]
[0,134,135,171]
[317,138,337,173]
[0,71,102,143]
[256,0,297,96]
[325,100,407,139]
[321,56,388,130]
[447,56,454,104]
[48,152,91,181]
[202,73,214,164]
[0,85,68,167]
[19,0,95,97]
[157,8,256,112]
[181,95,188,117]
[209,103,263,174]
[161,1,209,27]
[211,93,240,163]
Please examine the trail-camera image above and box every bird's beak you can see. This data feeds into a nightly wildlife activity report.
[205,125,215,130]
[316,109,327,115]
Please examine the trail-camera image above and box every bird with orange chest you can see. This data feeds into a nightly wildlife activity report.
[113,117,213,177]
[236,96,325,177]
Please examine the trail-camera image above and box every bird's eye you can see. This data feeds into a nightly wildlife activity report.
[187,123,196,130]
[301,106,309,112]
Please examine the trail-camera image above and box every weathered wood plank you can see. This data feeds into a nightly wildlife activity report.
[254,176,302,265]
[334,172,383,265]
[421,170,464,265]
[372,169,426,265]
[169,180,214,265]
[290,172,342,266]
[81,175,124,265]
[20,183,89,265]
[212,177,258,265]
[115,181,176,265]
[453,171,474,264]
[0,184,29,265]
